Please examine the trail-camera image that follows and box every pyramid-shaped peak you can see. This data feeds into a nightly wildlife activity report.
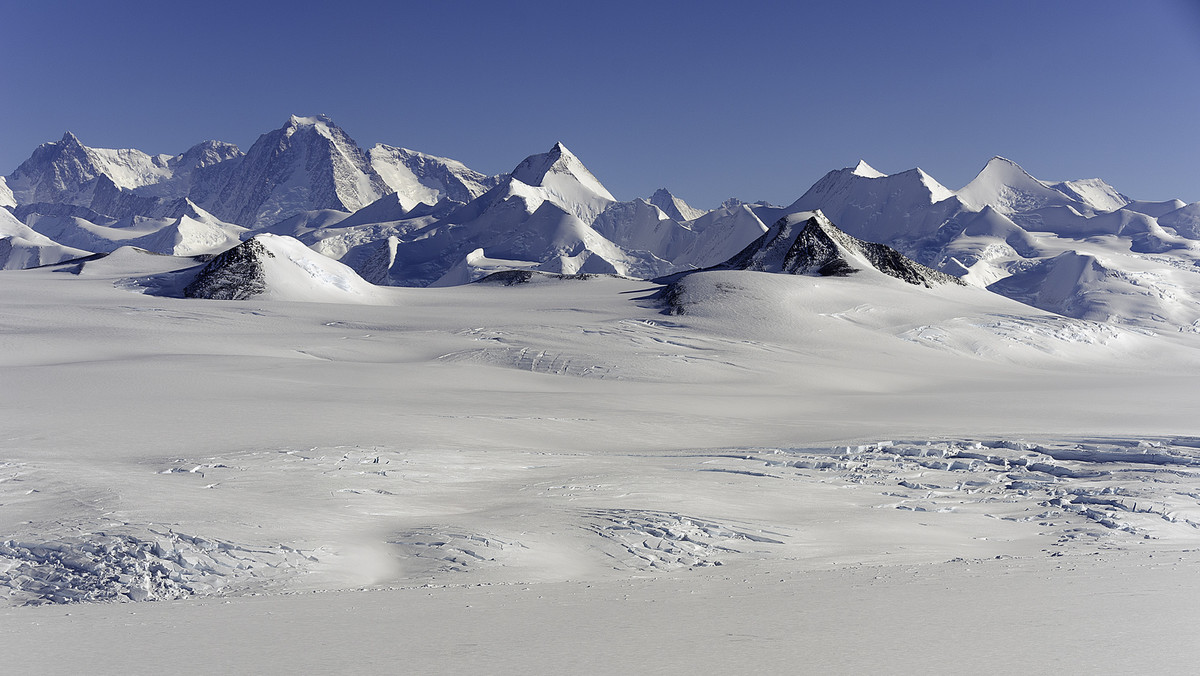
[511,141,576,179]
[720,211,964,288]
[59,131,84,147]
[649,188,706,222]
[510,142,615,202]
[851,160,886,178]
[168,197,213,221]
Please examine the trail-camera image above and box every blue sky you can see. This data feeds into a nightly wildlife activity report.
[2,0,1198,207]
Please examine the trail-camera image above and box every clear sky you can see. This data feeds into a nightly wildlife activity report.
[2,0,1198,207]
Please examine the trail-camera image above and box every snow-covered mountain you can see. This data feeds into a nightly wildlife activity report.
[183,233,382,303]
[369,144,501,209]
[5,118,1200,332]
[649,188,706,222]
[785,160,965,243]
[6,131,171,206]
[781,156,1200,331]
[717,210,964,288]
[299,142,658,287]
[4,132,243,213]
[958,157,1129,215]
[20,199,245,257]
[188,115,390,228]
[0,207,89,270]
[509,142,615,225]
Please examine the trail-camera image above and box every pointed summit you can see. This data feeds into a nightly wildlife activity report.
[956,156,1080,213]
[510,142,615,202]
[649,188,706,222]
[193,114,389,227]
[6,131,104,205]
[59,131,84,148]
[788,163,963,242]
[720,211,963,288]
[502,142,615,225]
[851,160,886,178]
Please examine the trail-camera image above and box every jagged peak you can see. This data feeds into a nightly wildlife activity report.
[286,114,335,128]
[59,131,83,147]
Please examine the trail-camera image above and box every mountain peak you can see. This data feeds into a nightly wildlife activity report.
[851,160,886,178]
[957,156,1079,213]
[59,131,83,147]
[649,188,706,222]
[510,142,616,205]
[287,114,334,128]
[721,211,964,288]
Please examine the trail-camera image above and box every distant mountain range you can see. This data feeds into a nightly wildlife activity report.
[4,114,1200,333]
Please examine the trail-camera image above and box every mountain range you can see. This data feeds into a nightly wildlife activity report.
[3,114,1200,333]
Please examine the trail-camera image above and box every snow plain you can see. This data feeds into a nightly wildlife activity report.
[3,249,1200,673]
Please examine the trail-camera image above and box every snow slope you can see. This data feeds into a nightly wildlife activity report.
[2,247,1200,670]
[182,233,384,303]
[369,144,500,208]
[0,207,89,269]
[510,142,615,225]
[648,188,706,222]
[786,161,964,243]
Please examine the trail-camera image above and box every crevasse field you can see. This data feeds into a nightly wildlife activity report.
[3,248,1200,674]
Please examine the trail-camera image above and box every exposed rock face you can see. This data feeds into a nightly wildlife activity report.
[183,238,273,300]
[721,211,965,288]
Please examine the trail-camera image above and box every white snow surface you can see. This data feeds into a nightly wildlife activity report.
[0,207,90,269]
[221,233,385,303]
[368,144,499,208]
[0,177,15,208]
[3,252,1200,671]
[510,142,616,224]
[648,188,707,222]
[786,163,962,242]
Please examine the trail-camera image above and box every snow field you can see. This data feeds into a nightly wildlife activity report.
[2,254,1200,671]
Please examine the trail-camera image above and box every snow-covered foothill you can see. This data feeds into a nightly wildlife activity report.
[429,248,542,287]
[0,207,90,269]
[715,210,963,288]
[182,233,385,303]
[18,200,246,258]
